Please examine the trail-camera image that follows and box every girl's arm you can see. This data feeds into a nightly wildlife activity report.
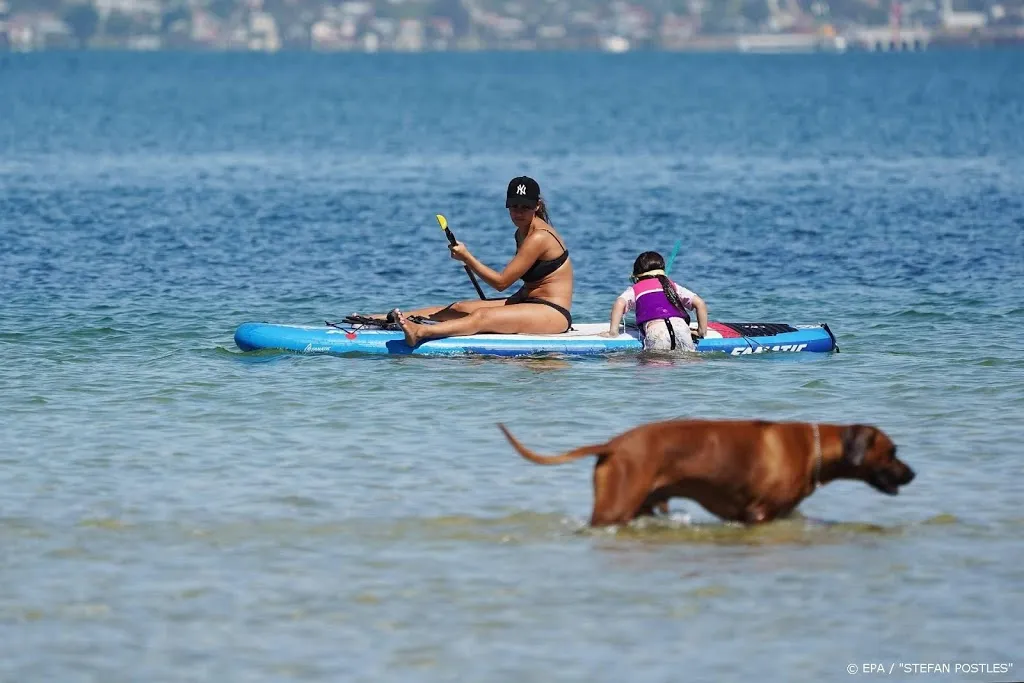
[691,294,708,338]
[607,297,628,336]
[674,283,708,339]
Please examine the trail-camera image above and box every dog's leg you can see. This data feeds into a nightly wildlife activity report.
[636,495,669,519]
[589,458,654,527]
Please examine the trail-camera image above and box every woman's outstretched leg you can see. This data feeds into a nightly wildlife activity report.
[361,298,507,322]
[393,303,567,347]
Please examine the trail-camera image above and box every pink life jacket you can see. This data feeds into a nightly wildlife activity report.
[632,277,690,326]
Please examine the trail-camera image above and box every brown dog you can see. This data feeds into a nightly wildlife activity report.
[498,419,915,527]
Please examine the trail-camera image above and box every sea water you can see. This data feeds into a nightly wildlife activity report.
[1,50,1022,681]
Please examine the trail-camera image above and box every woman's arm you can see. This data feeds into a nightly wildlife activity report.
[449,233,551,292]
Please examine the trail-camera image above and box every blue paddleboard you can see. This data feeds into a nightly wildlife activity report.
[233,320,838,358]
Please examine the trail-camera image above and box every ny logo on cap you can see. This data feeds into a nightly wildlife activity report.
[516,184,526,195]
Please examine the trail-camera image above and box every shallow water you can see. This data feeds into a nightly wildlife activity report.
[1,50,1022,681]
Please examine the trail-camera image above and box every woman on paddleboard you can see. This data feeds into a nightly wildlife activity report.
[387,176,574,347]
[605,251,708,352]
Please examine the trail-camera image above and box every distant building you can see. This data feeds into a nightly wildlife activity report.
[940,0,988,29]
[394,18,424,51]
[0,0,9,50]
[93,0,161,20]
[249,11,280,50]
[603,35,628,52]
[5,12,72,50]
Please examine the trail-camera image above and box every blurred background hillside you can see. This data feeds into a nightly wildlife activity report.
[2,0,1022,52]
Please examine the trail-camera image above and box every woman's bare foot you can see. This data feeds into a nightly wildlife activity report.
[393,309,423,347]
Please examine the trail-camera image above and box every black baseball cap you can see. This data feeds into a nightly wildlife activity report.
[506,176,541,208]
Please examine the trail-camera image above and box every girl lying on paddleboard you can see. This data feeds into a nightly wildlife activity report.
[606,251,708,352]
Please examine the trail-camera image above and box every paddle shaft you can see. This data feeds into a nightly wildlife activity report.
[665,238,682,275]
[442,224,487,300]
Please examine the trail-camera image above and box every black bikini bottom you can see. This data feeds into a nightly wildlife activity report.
[514,297,573,333]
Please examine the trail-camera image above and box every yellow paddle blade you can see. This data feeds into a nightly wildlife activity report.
[435,214,448,231]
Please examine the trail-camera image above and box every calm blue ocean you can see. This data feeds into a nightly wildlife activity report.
[1,50,1022,682]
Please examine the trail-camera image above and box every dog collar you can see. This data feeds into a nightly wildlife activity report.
[811,423,822,490]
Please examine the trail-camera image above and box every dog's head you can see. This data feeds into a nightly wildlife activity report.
[841,425,915,495]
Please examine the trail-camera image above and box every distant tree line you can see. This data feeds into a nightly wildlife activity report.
[10,0,1020,50]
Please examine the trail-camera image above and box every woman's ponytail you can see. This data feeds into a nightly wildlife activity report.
[536,197,549,223]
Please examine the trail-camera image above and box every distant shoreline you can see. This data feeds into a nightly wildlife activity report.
[5,0,1024,55]
[3,42,1022,55]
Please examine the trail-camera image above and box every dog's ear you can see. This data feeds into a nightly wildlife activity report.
[842,425,876,466]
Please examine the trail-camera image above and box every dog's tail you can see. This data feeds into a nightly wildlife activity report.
[498,423,608,465]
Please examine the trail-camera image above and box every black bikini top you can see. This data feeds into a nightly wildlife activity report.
[515,228,569,284]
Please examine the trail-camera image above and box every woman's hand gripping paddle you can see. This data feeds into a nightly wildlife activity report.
[436,214,487,300]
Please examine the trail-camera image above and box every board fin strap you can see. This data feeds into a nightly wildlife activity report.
[329,314,437,331]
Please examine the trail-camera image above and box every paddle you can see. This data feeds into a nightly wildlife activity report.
[436,213,487,300]
[664,238,682,275]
